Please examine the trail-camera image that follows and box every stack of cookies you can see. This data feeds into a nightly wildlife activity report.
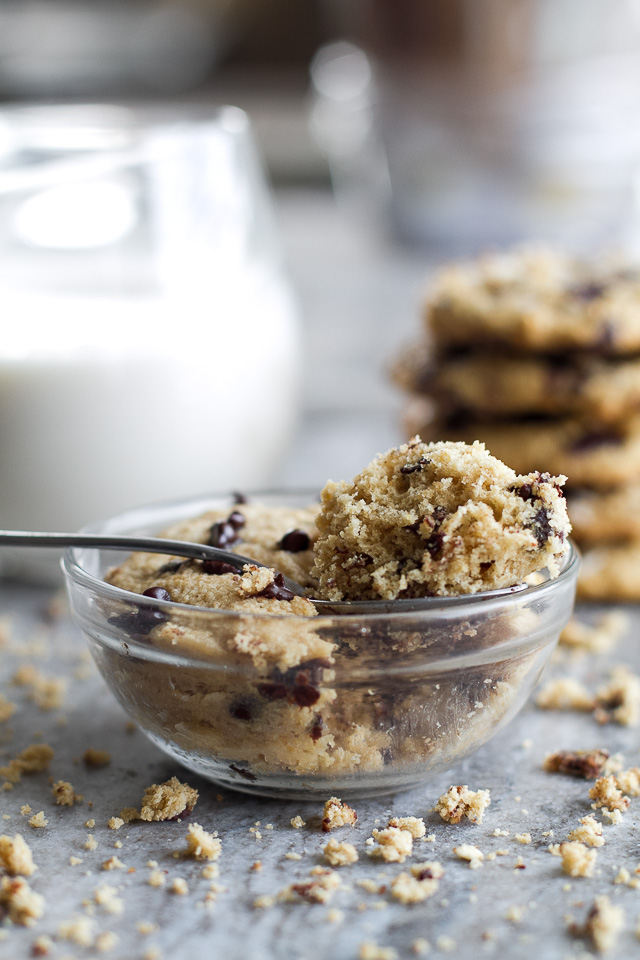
[393,247,640,601]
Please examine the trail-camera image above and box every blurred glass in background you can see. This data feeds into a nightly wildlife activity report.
[314,0,640,253]
[0,105,301,579]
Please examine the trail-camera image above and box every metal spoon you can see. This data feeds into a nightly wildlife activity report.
[0,529,529,614]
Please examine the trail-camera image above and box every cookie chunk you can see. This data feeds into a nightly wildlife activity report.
[425,247,640,355]
[567,484,640,544]
[312,438,570,600]
[401,351,640,425]
[411,413,640,491]
[578,541,640,601]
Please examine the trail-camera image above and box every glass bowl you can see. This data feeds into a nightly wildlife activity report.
[62,492,579,799]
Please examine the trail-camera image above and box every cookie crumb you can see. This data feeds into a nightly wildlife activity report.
[0,833,36,875]
[137,777,198,822]
[589,776,630,813]
[568,815,604,848]
[95,931,119,953]
[170,878,188,895]
[84,834,98,851]
[69,856,83,866]
[323,839,358,866]
[388,816,426,839]
[52,780,82,806]
[368,827,413,863]
[453,844,484,868]
[0,744,53,784]
[559,613,627,654]
[434,785,491,824]
[615,767,640,796]
[595,667,640,726]
[185,823,221,862]
[27,812,48,829]
[94,885,124,915]
[280,867,341,904]
[0,876,44,925]
[358,941,398,960]
[536,678,594,712]
[391,871,439,904]
[83,749,111,768]
[514,833,531,845]
[584,895,625,953]
[559,841,597,878]
[321,797,357,832]
[107,817,124,831]
[31,934,54,955]
[101,856,125,871]
[543,748,612,779]
[290,815,306,829]
[148,870,166,888]
[58,916,94,946]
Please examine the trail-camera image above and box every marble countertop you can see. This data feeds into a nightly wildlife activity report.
[2,188,640,960]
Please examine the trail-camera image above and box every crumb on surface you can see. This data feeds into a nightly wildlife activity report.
[57,916,94,946]
[290,815,306,829]
[453,844,484,868]
[52,780,82,806]
[595,667,640,727]
[388,816,426,839]
[390,872,439,904]
[560,841,597,878]
[280,866,341,904]
[84,834,98,851]
[559,613,627,654]
[94,884,124,915]
[434,785,491,824]
[101,856,125,871]
[170,878,189,896]
[107,817,124,831]
[615,767,640,796]
[0,694,16,724]
[185,823,221,862]
[323,838,359,867]
[589,776,630,813]
[368,827,413,863]
[131,777,198,822]
[0,833,36,876]
[0,876,44,925]
[584,895,625,954]
[321,797,357,832]
[0,744,53,784]
[358,941,398,960]
[148,869,166,888]
[83,749,112,768]
[515,833,532,845]
[543,748,613,780]
[28,812,48,829]
[535,678,594,712]
[568,815,604,848]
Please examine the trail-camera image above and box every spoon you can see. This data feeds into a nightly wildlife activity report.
[0,529,529,614]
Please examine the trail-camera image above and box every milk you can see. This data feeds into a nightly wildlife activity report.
[0,266,301,579]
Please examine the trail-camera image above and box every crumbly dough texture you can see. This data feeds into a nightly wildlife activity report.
[424,247,640,355]
[312,438,569,600]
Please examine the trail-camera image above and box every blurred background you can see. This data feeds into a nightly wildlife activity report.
[4,0,640,577]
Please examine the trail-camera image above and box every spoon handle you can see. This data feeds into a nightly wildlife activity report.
[0,530,245,568]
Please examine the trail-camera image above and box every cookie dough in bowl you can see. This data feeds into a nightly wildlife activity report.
[62,442,578,799]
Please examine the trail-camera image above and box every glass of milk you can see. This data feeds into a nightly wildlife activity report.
[0,104,301,580]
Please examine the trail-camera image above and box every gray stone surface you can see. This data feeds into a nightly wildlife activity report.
[1,581,640,960]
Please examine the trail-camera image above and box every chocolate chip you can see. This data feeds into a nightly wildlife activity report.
[529,506,552,546]
[258,658,329,708]
[227,511,246,530]
[109,587,172,637]
[514,483,535,501]
[400,456,431,475]
[568,281,607,301]
[229,764,257,782]
[230,702,253,721]
[142,587,172,602]
[309,715,324,741]
[256,572,295,601]
[208,520,239,549]
[202,560,238,576]
[278,529,310,553]
[423,531,444,558]
[570,429,621,453]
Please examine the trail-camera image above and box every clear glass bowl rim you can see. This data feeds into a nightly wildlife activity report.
[61,488,581,626]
